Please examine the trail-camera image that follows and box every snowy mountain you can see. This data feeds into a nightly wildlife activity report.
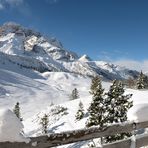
[0,22,147,148]
[0,22,139,80]
[78,54,92,62]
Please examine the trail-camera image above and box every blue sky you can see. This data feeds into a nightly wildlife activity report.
[1,0,148,70]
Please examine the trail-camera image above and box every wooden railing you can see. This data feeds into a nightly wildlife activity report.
[1,121,148,148]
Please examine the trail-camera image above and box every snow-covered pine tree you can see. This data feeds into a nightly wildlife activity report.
[86,76,106,128]
[71,88,79,100]
[40,114,49,134]
[13,102,22,121]
[75,101,84,121]
[143,75,148,89]
[136,71,145,89]
[104,80,133,143]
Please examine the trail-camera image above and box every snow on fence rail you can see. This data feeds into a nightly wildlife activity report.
[1,121,148,148]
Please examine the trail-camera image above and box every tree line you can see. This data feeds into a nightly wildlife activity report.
[125,71,148,89]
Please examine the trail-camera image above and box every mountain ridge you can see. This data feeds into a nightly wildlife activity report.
[0,22,139,80]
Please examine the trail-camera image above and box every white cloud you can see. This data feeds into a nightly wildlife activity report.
[97,50,148,72]
[97,50,129,62]
[5,0,23,5]
[113,59,148,72]
[0,0,23,10]
[0,3,4,9]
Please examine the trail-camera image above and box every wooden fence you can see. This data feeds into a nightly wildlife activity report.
[1,121,148,148]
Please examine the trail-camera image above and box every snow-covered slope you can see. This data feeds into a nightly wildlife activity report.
[0,22,147,147]
[0,58,91,119]
[0,22,139,80]
[22,82,148,147]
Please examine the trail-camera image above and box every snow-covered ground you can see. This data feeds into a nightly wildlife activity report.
[0,109,30,143]
[22,79,148,147]
[24,86,148,136]
[0,48,146,147]
[1,60,148,147]
[0,22,147,147]
[0,60,92,119]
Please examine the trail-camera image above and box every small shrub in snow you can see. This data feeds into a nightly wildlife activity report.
[13,102,22,121]
[50,102,54,106]
[50,105,68,116]
[71,88,79,100]
[40,114,49,134]
[75,101,84,121]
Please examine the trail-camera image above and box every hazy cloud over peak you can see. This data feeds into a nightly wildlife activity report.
[113,59,148,72]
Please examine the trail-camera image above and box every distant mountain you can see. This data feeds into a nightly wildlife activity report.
[0,22,139,80]
[79,54,92,62]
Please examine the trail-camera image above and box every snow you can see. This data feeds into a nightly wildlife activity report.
[0,63,146,147]
[0,22,145,147]
[79,54,91,62]
[0,109,30,143]
[127,103,148,122]
[0,23,139,80]
[130,135,136,148]
[22,86,148,147]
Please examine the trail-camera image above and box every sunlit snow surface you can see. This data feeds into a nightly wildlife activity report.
[0,109,30,142]
[0,23,143,147]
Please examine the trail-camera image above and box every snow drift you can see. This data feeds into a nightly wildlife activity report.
[0,109,30,143]
[128,103,148,122]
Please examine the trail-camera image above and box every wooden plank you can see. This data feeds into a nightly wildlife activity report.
[29,121,148,147]
[136,134,148,148]
[0,142,35,148]
[0,121,148,148]
[103,138,131,148]
[1,134,148,148]
[103,134,148,148]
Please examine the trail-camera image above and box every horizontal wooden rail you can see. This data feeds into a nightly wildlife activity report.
[30,121,148,147]
[0,121,148,148]
[103,134,148,148]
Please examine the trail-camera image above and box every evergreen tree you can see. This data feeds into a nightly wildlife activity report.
[86,76,106,128]
[104,80,133,143]
[90,76,101,94]
[71,88,79,100]
[75,101,84,121]
[40,114,49,134]
[136,71,145,89]
[13,102,22,121]
[143,75,148,89]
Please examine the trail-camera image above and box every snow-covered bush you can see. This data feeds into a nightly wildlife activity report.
[75,101,84,121]
[0,109,30,143]
[40,114,49,134]
[50,105,68,115]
